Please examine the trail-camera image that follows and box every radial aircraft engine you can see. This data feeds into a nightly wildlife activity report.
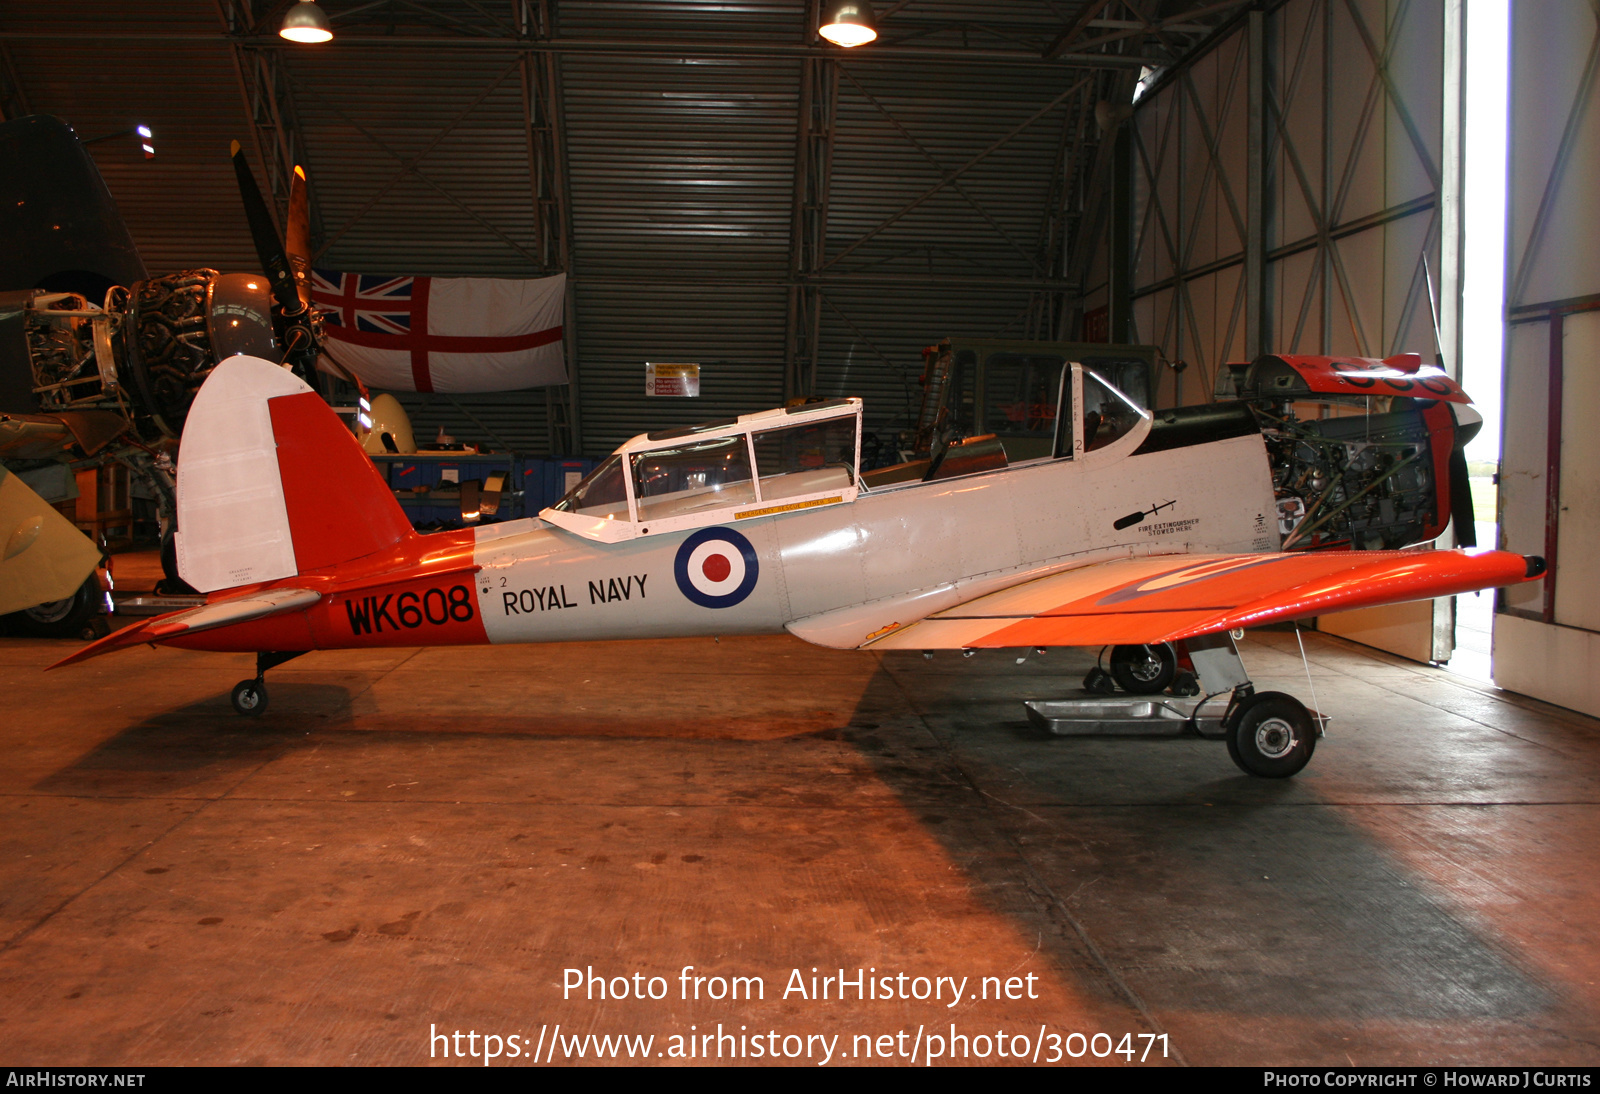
[0,114,330,612]
[0,115,323,451]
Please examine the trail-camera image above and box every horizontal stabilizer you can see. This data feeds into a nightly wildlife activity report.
[49,587,321,669]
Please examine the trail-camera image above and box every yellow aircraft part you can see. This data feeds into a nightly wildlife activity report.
[0,466,101,616]
[359,393,417,455]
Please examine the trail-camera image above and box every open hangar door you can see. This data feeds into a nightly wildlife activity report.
[1493,0,1600,717]
[1088,0,1464,662]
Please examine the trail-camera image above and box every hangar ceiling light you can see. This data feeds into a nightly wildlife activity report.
[819,0,877,47]
[279,1,334,43]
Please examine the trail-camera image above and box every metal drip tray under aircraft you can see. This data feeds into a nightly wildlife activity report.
[1025,692,1328,741]
[1024,693,1234,738]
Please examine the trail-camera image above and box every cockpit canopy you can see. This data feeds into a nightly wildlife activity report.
[541,364,1152,544]
[542,398,862,543]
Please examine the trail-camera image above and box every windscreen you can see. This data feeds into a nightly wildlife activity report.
[550,454,629,518]
[1082,368,1149,451]
[1079,356,1151,409]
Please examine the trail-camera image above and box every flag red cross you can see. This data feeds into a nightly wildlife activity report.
[311,271,563,393]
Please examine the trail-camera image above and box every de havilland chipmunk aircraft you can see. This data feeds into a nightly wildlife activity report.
[51,351,1543,779]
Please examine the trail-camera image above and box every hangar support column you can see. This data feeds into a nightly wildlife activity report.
[785,45,835,404]
[516,0,578,455]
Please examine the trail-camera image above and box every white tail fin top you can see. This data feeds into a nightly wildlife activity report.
[176,356,312,593]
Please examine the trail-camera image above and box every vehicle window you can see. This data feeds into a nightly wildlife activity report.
[984,353,1062,437]
[550,454,629,519]
[631,434,755,521]
[752,416,857,502]
[1082,368,1147,452]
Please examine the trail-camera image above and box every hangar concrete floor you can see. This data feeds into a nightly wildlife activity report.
[2,619,1599,1067]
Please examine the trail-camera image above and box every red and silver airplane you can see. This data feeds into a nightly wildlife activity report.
[52,353,1542,779]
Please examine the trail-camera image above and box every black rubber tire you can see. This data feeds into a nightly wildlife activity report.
[1226,691,1315,778]
[7,577,100,638]
[231,679,268,717]
[1109,643,1178,694]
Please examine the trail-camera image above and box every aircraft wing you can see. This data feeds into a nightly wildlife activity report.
[837,549,1542,651]
[49,586,322,668]
[1,465,102,616]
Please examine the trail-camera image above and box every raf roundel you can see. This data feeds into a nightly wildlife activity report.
[674,527,759,609]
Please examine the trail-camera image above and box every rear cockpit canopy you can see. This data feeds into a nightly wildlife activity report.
[541,398,862,543]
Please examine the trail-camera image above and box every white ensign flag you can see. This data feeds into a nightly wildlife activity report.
[311,269,567,393]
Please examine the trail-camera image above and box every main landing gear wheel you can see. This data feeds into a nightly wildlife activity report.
[8,577,100,639]
[1225,691,1315,778]
[231,679,268,717]
[1109,643,1178,694]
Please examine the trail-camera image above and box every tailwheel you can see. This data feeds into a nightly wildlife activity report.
[1225,691,1315,778]
[231,679,268,717]
[229,651,306,716]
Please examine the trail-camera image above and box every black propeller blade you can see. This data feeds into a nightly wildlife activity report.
[1448,447,1477,548]
[230,140,302,317]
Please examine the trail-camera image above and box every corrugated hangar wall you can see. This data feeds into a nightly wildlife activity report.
[7,1,1368,460]
[6,0,1179,461]
[0,5,262,275]
[809,54,1083,440]
[559,47,799,450]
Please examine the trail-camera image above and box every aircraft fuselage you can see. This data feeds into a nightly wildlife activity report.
[167,414,1277,655]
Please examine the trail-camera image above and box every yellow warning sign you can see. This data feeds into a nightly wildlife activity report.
[645,362,700,397]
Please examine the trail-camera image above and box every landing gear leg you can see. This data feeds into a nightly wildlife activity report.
[230,651,306,717]
[1030,633,1326,778]
[1187,632,1323,777]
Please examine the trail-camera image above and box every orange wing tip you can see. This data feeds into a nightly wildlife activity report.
[1167,549,1542,641]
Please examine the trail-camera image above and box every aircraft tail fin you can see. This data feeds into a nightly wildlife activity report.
[176,356,415,592]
